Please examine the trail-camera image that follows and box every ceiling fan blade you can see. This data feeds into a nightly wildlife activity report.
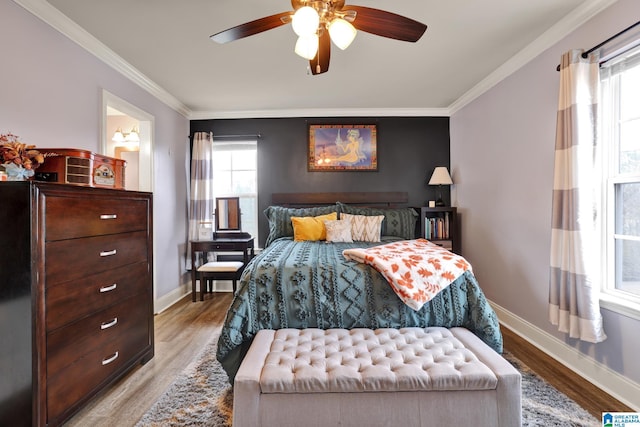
[310,30,331,75]
[210,12,292,44]
[343,6,427,42]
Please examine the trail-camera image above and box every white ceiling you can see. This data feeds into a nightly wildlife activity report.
[25,0,613,118]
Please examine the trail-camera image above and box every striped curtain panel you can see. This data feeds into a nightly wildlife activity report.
[186,131,214,270]
[549,50,606,343]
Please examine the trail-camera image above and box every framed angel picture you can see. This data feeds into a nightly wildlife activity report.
[308,124,377,171]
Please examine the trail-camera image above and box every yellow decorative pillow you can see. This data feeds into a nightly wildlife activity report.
[291,212,338,241]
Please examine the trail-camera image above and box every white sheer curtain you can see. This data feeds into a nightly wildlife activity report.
[549,49,607,343]
[186,131,214,270]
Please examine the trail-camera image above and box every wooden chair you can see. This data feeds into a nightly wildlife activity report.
[197,261,244,301]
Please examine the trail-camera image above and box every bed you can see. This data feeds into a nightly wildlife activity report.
[216,192,502,383]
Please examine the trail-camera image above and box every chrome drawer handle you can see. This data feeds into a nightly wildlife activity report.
[100,249,117,257]
[99,283,117,293]
[100,318,118,330]
[100,214,117,220]
[102,351,119,366]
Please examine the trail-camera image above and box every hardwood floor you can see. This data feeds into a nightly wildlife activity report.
[65,292,632,426]
[502,327,634,418]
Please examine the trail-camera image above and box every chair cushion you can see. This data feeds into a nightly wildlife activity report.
[197,261,244,272]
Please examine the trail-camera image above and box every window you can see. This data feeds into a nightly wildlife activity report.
[211,140,258,240]
[600,45,640,318]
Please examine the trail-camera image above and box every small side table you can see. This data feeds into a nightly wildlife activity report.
[190,234,255,302]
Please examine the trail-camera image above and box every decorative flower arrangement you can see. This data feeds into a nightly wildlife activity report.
[0,133,45,180]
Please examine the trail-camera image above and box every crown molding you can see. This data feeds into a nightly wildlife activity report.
[13,0,447,120]
[189,107,451,120]
[13,0,192,118]
[449,0,618,114]
[14,0,617,120]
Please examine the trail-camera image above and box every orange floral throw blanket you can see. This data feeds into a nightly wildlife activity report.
[343,238,472,311]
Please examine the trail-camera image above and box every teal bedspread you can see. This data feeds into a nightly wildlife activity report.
[216,237,503,383]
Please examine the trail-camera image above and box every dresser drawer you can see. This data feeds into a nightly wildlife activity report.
[208,242,242,251]
[46,294,150,375]
[46,300,150,422]
[46,261,149,332]
[45,231,148,285]
[45,195,148,241]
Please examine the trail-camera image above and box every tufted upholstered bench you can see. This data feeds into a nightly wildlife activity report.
[233,327,521,427]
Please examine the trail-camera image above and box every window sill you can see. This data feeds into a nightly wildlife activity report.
[600,292,640,321]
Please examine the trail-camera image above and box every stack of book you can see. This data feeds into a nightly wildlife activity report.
[424,212,450,239]
[425,212,452,250]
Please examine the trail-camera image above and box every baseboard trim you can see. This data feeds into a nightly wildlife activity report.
[154,281,191,314]
[153,279,234,314]
[490,300,640,411]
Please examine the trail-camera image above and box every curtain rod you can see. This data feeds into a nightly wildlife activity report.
[555,20,640,71]
[212,133,262,140]
[189,131,262,139]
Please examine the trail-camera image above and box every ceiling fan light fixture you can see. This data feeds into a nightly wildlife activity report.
[328,18,357,50]
[292,6,319,36]
[294,34,319,60]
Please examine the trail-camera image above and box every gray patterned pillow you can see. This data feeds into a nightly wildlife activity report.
[264,205,338,247]
[337,201,417,239]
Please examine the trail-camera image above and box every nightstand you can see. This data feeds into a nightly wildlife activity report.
[420,207,460,254]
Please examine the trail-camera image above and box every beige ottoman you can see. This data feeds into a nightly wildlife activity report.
[234,327,521,427]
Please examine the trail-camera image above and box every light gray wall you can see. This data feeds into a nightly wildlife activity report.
[1,1,190,301]
[451,0,640,387]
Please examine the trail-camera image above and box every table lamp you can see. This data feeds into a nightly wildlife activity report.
[428,167,453,206]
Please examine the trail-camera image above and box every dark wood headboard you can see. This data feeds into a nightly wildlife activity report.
[271,192,408,207]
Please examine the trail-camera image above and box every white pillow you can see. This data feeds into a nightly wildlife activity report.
[340,213,384,242]
[324,219,353,243]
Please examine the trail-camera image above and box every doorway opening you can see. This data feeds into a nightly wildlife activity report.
[101,90,154,192]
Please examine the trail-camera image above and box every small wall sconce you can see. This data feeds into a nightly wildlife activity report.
[112,126,140,143]
[428,167,453,207]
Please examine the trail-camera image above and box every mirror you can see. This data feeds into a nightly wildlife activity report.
[215,197,241,231]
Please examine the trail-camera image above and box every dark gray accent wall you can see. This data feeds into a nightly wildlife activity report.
[191,117,450,246]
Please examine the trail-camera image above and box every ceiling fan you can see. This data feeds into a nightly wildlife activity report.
[210,0,427,75]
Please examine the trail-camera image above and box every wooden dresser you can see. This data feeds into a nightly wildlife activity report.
[0,182,154,426]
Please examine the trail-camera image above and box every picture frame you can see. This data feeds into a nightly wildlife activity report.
[308,124,377,171]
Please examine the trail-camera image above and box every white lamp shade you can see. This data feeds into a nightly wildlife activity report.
[328,18,357,50]
[428,167,453,185]
[292,6,319,36]
[125,127,140,142]
[295,34,319,60]
[112,128,125,142]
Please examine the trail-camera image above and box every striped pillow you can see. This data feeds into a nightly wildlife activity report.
[341,213,384,242]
